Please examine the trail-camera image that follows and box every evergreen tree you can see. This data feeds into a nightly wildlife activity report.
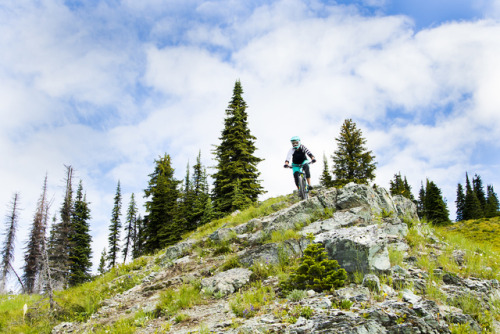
[1,193,20,292]
[48,166,74,290]
[23,175,50,293]
[97,248,107,275]
[107,181,122,269]
[423,179,451,225]
[122,193,137,263]
[463,173,483,220]
[212,80,265,215]
[455,183,465,222]
[472,174,487,212]
[389,172,414,200]
[332,119,376,187]
[417,183,425,219]
[132,215,146,259]
[144,154,181,253]
[485,185,500,218]
[68,181,92,286]
[190,153,211,229]
[177,162,196,232]
[319,154,335,188]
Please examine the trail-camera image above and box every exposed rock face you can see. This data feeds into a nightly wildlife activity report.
[200,268,253,296]
[48,184,500,334]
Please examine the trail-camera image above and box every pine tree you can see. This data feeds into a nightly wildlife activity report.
[212,80,265,215]
[417,183,425,219]
[1,193,20,292]
[144,154,181,253]
[107,181,122,269]
[190,152,211,229]
[177,162,197,232]
[98,248,107,275]
[132,215,146,259]
[23,175,50,293]
[463,173,483,220]
[122,193,137,263]
[455,183,465,222]
[48,166,74,290]
[485,185,500,218]
[319,154,334,188]
[389,172,414,200]
[423,179,450,225]
[332,119,376,187]
[472,174,487,212]
[68,181,92,286]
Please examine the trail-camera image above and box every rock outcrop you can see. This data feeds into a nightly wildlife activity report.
[49,183,500,334]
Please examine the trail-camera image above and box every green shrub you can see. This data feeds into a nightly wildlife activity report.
[286,289,307,302]
[221,255,242,271]
[281,242,347,292]
[229,281,275,318]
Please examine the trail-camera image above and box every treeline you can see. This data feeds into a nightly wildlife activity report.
[0,80,265,293]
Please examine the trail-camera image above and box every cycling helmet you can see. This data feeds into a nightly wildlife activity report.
[290,136,300,148]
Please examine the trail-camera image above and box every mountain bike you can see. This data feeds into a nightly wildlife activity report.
[286,161,312,200]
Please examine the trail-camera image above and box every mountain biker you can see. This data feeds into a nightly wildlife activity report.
[284,136,316,190]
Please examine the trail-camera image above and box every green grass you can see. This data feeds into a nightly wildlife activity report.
[444,217,500,253]
[229,281,275,318]
[191,195,296,240]
[406,221,500,281]
[155,283,204,317]
[0,256,150,333]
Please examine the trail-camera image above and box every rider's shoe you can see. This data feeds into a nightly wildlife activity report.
[308,185,313,190]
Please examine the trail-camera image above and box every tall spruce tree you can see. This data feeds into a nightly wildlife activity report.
[212,80,265,215]
[472,174,487,212]
[422,179,451,225]
[389,172,414,201]
[320,154,335,188]
[97,248,107,275]
[144,154,181,253]
[332,119,376,187]
[455,183,465,222]
[1,193,20,292]
[107,181,122,269]
[191,153,211,228]
[485,185,500,218]
[132,215,146,259]
[48,166,74,290]
[23,175,50,293]
[417,183,425,219]
[463,173,483,220]
[122,193,137,263]
[68,181,92,286]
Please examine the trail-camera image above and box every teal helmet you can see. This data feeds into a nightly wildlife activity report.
[290,136,300,148]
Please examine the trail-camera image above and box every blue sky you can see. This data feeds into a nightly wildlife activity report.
[1,0,500,290]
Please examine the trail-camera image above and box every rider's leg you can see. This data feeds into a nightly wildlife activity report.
[303,164,312,187]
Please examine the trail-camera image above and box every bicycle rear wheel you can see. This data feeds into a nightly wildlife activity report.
[298,174,308,200]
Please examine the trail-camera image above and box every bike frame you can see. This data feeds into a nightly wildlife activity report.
[289,161,311,200]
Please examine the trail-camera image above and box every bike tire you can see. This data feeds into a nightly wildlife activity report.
[298,175,308,200]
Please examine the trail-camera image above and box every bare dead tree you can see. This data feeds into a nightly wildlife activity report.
[1,193,21,292]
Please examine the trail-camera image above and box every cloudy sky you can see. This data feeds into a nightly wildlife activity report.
[2,0,500,288]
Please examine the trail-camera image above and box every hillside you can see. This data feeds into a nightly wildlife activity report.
[1,184,499,333]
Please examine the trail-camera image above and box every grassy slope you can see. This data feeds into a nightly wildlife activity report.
[1,195,499,333]
[442,217,500,253]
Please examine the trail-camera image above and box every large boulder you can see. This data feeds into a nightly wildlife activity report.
[201,268,253,296]
[314,224,395,273]
[336,183,397,215]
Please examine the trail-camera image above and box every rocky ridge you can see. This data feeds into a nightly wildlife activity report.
[52,183,500,334]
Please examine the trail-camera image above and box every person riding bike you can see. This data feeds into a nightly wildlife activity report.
[284,136,316,190]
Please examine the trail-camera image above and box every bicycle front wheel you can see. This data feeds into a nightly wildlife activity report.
[298,175,308,200]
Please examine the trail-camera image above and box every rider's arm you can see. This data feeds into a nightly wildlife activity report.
[285,148,294,163]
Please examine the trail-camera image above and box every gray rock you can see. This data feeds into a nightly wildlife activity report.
[201,268,253,296]
[401,289,421,305]
[334,286,371,302]
[301,207,372,236]
[315,225,391,273]
[157,239,196,265]
[392,195,419,221]
[336,183,397,215]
